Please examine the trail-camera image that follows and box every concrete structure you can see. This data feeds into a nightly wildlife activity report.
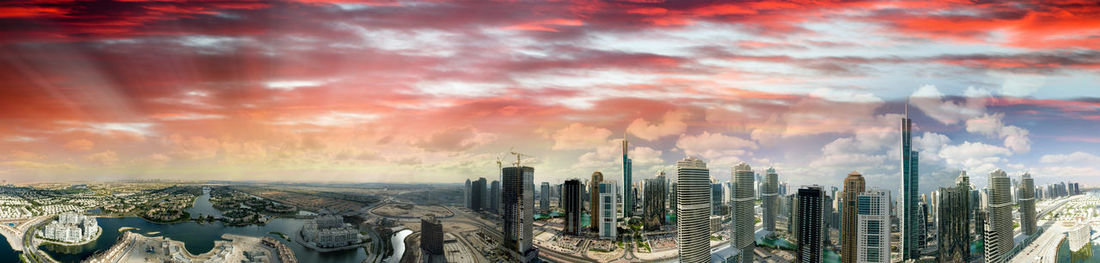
[421,215,444,256]
[1069,224,1090,252]
[502,166,538,262]
[677,157,710,263]
[730,162,755,263]
[840,171,864,263]
[464,179,471,209]
[623,136,634,219]
[986,169,1014,263]
[1019,173,1037,236]
[856,190,890,263]
[590,171,604,232]
[301,210,360,248]
[900,103,921,260]
[598,181,618,240]
[797,186,825,263]
[491,180,501,215]
[762,167,779,232]
[563,179,583,235]
[540,182,551,214]
[40,212,99,244]
[643,172,667,230]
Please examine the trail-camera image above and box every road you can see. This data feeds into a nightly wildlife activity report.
[1009,195,1085,263]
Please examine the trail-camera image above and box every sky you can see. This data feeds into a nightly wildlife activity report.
[0,0,1098,193]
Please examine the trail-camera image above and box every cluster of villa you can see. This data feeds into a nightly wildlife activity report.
[39,212,100,243]
[301,210,360,248]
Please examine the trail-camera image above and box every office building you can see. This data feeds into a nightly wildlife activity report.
[985,169,1014,263]
[563,179,583,235]
[900,103,920,260]
[643,172,667,230]
[540,182,551,214]
[623,136,634,218]
[857,190,890,263]
[677,157,710,263]
[713,183,725,216]
[763,167,779,232]
[840,171,864,263]
[598,181,618,240]
[797,186,825,263]
[464,179,471,209]
[491,181,501,214]
[1019,173,1037,236]
[502,166,538,262]
[590,171,604,232]
[731,162,755,263]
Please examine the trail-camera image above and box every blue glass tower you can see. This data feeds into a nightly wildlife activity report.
[901,102,920,260]
[623,135,633,218]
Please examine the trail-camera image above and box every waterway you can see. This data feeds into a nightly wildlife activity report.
[0,234,19,262]
[383,229,412,263]
[40,190,374,263]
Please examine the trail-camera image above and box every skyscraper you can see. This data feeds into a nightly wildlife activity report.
[623,136,633,218]
[985,169,1014,263]
[490,180,501,215]
[731,162,755,263]
[797,186,825,263]
[540,182,551,214]
[502,166,537,262]
[643,172,667,230]
[841,171,864,263]
[563,179,582,235]
[712,182,724,216]
[598,181,618,240]
[936,184,970,262]
[676,157,710,263]
[857,190,890,263]
[464,179,471,209]
[1019,172,1037,236]
[590,171,603,232]
[900,103,920,260]
[471,177,487,211]
[421,215,444,257]
[763,167,779,232]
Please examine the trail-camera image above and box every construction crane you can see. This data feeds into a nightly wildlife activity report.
[509,148,533,168]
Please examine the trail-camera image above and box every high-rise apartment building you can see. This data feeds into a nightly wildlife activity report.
[563,179,582,235]
[540,182,551,214]
[676,157,710,263]
[797,186,825,263]
[643,172,667,230]
[490,180,501,214]
[502,166,538,262]
[598,181,618,240]
[731,162,755,263]
[857,190,890,263]
[985,169,1014,263]
[763,167,779,232]
[590,171,603,232]
[936,183,970,262]
[421,215,444,257]
[471,178,487,211]
[1019,173,1037,236]
[841,171,864,263]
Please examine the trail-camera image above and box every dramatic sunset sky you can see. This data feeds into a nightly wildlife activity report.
[1,0,1098,192]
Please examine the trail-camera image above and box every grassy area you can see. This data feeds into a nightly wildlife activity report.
[710,235,721,241]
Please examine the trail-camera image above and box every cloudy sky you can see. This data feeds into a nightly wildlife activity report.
[0,0,1098,193]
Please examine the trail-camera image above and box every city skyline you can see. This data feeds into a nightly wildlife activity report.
[0,1,1098,192]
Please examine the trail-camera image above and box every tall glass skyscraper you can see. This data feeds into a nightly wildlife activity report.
[798,186,825,263]
[622,136,633,218]
[936,183,970,262]
[676,157,709,263]
[985,169,1014,263]
[857,190,890,263]
[900,103,921,260]
[763,167,779,232]
[841,171,865,263]
[731,162,755,263]
[563,179,582,235]
[1019,172,1037,235]
[502,166,537,262]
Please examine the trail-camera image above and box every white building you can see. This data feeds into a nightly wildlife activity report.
[301,210,361,248]
[677,157,710,263]
[39,212,99,243]
[598,181,617,240]
[857,190,890,263]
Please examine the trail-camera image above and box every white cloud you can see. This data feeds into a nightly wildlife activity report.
[810,87,883,103]
[675,131,756,164]
[965,113,1031,153]
[938,141,1011,174]
[1040,152,1100,165]
[265,80,324,90]
[627,111,689,141]
[552,123,613,150]
[909,85,989,125]
[272,111,380,127]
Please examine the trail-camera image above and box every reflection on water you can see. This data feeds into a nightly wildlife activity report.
[384,229,413,263]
